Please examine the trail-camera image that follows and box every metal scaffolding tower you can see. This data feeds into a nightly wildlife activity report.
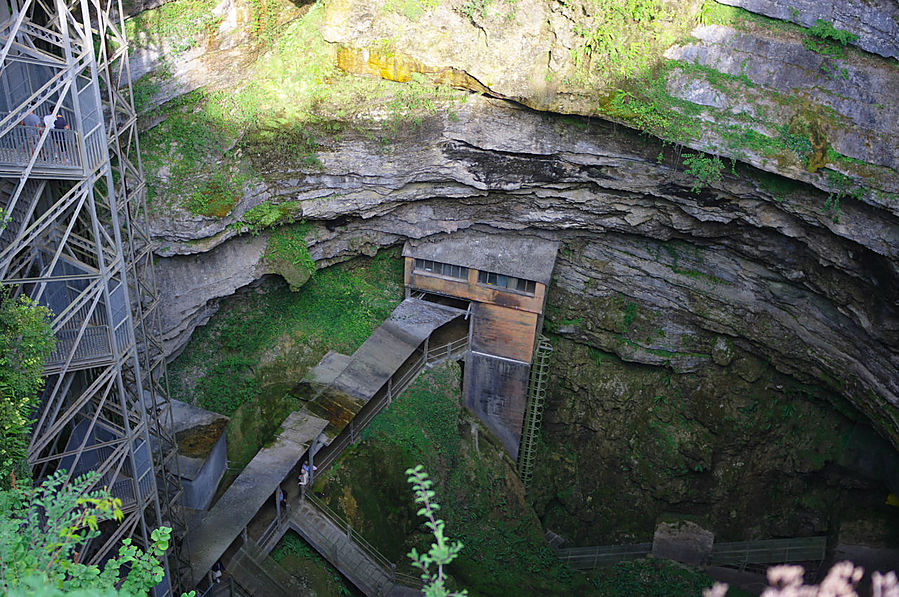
[0,0,187,594]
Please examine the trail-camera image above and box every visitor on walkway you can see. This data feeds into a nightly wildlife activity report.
[277,486,288,512]
[21,110,41,156]
[53,114,70,164]
[211,560,224,584]
[22,110,40,128]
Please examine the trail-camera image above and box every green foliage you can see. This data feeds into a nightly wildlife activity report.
[386,73,461,130]
[571,0,672,81]
[459,0,491,21]
[169,250,403,420]
[405,466,467,597]
[264,223,316,277]
[246,0,284,47]
[241,126,322,171]
[591,558,714,596]
[0,471,188,596]
[0,289,54,489]
[823,169,867,223]
[386,0,439,21]
[802,19,859,58]
[362,362,461,460]
[236,201,292,235]
[605,65,704,144]
[184,171,243,217]
[682,153,724,193]
[124,0,219,54]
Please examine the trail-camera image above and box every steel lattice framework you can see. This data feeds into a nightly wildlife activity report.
[0,0,187,593]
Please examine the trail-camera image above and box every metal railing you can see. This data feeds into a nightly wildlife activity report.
[709,536,827,570]
[556,543,653,571]
[257,509,288,551]
[0,125,82,170]
[304,492,422,587]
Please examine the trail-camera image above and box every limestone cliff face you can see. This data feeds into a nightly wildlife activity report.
[154,95,899,451]
[138,0,899,539]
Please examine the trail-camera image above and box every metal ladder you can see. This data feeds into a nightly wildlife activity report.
[517,335,553,490]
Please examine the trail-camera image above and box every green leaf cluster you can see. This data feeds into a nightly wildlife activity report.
[405,465,467,597]
[0,471,190,596]
[571,0,671,81]
[802,19,859,58]
[0,289,54,489]
[682,153,725,193]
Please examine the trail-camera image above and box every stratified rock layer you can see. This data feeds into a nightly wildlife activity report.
[153,96,899,454]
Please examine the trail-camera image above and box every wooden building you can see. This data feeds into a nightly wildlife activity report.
[403,232,559,457]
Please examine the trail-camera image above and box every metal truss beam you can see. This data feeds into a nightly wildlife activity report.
[0,0,188,593]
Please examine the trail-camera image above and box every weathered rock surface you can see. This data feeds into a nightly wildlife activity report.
[153,95,899,453]
[318,0,899,201]
[717,0,899,59]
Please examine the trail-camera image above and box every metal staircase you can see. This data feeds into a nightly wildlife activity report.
[1,0,188,593]
[517,335,553,490]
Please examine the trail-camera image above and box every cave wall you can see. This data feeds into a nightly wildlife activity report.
[152,96,899,451]
[132,0,899,545]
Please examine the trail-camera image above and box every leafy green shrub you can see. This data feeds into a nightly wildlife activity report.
[0,289,54,489]
[240,201,292,235]
[406,466,467,597]
[0,471,189,596]
[682,153,724,193]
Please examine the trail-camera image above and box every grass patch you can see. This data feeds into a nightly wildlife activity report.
[590,559,723,596]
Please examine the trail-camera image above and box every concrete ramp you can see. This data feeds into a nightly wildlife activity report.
[185,411,329,583]
[229,542,307,597]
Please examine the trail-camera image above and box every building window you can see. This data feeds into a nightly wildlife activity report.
[516,278,536,294]
[477,270,536,295]
[414,259,468,280]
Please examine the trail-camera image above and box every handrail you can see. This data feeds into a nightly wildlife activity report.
[0,124,82,169]
[304,493,422,587]
[257,509,288,550]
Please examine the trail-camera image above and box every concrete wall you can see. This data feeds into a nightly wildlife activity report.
[464,352,530,458]
[182,432,227,510]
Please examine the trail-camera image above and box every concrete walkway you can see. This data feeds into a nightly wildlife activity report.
[185,410,329,583]
[229,542,308,597]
